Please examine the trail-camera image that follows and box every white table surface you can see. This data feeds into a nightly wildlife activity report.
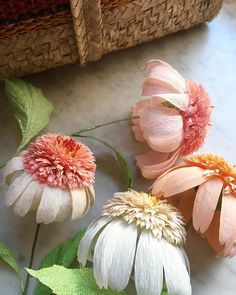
[0,1,236,294]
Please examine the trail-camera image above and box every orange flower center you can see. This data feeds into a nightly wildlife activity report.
[185,154,236,194]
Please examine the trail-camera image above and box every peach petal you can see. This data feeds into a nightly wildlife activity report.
[176,189,196,224]
[205,212,224,255]
[193,178,223,234]
[143,60,186,95]
[151,166,184,195]
[139,106,183,152]
[219,192,236,245]
[136,148,181,179]
[160,166,207,197]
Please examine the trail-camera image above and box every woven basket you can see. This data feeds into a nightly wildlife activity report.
[0,0,223,80]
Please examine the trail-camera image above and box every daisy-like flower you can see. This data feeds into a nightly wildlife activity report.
[152,154,236,257]
[132,60,212,178]
[78,190,191,295]
[1,133,96,224]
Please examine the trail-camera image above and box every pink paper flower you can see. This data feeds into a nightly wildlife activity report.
[151,154,236,257]
[132,60,212,178]
[1,134,96,224]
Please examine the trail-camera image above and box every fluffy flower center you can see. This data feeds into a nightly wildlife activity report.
[23,133,96,189]
[186,154,236,194]
[103,190,185,245]
[181,80,212,156]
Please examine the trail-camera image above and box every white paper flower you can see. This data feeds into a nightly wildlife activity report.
[77,190,191,295]
[1,133,96,224]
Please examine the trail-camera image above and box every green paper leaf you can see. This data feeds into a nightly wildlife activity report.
[5,78,53,152]
[114,150,132,189]
[74,135,133,189]
[27,266,127,295]
[35,230,85,295]
[0,241,20,275]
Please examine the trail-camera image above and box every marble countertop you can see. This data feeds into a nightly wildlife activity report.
[0,0,236,294]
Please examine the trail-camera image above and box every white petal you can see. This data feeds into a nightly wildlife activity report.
[36,187,64,224]
[160,239,191,295]
[1,156,24,185]
[77,217,109,266]
[93,220,126,289]
[13,180,39,217]
[177,247,190,274]
[30,185,43,210]
[88,185,95,207]
[108,222,137,291]
[81,186,95,218]
[70,188,88,220]
[54,190,71,222]
[5,172,32,206]
[135,231,163,295]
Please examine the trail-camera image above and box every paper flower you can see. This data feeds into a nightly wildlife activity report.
[1,133,96,224]
[132,60,212,178]
[77,190,191,295]
[152,154,236,257]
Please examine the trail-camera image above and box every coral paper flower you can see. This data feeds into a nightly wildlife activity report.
[152,154,236,257]
[1,134,96,224]
[132,60,212,179]
[78,190,191,295]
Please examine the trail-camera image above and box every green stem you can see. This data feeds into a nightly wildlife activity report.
[74,134,133,189]
[76,135,118,153]
[72,116,138,135]
[0,160,7,169]
[23,223,41,295]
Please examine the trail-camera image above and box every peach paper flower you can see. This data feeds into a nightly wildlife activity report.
[151,154,236,257]
[1,133,96,224]
[132,60,212,178]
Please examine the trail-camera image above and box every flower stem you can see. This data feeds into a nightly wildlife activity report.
[72,116,138,135]
[75,134,133,189]
[23,223,41,295]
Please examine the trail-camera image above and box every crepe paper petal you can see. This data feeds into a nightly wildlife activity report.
[193,178,223,233]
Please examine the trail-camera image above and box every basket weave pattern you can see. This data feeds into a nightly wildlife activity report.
[0,0,223,80]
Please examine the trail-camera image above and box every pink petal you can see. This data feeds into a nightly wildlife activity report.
[131,126,145,142]
[132,98,151,117]
[219,191,236,245]
[131,98,151,142]
[142,60,186,96]
[136,148,180,179]
[139,105,183,152]
[154,166,207,197]
[142,78,179,96]
[176,189,196,224]
[193,178,223,234]
[152,93,189,111]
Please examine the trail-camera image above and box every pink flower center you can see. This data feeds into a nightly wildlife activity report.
[181,80,212,156]
[23,134,96,189]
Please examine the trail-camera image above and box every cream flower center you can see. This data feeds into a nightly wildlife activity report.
[103,190,186,245]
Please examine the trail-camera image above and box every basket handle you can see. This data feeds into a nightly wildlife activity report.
[70,0,103,65]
